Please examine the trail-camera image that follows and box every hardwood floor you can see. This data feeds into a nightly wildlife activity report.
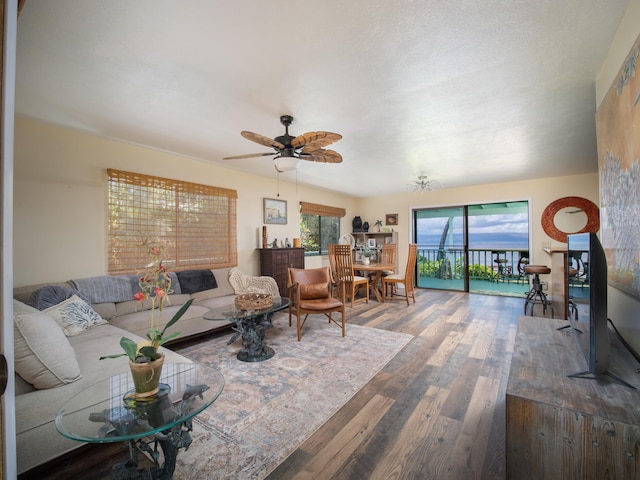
[266,289,532,480]
[21,288,566,480]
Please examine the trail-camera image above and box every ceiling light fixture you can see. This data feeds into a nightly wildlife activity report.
[407,175,441,192]
[273,155,299,173]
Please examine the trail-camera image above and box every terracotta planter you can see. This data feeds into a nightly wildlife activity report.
[129,353,164,398]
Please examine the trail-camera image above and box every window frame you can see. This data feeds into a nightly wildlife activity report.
[300,213,341,256]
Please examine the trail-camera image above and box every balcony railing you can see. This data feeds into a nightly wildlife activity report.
[417,246,530,283]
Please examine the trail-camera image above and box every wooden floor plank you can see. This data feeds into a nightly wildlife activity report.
[294,394,395,480]
[367,385,451,480]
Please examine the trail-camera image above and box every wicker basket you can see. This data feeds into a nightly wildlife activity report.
[235,293,273,311]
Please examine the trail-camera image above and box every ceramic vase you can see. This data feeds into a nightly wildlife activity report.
[362,256,370,265]
[352,216,362,232]
[129,353,164,398]
[363,221,369,232]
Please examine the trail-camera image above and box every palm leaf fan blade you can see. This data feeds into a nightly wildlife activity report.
[291,131,342,148]
[223,152,275,160]
[241,131,285,149]
[300,148,342,163]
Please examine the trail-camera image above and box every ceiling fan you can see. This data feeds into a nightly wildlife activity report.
[223,115,343,173]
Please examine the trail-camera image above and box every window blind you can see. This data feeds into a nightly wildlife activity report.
[107,169,238,275]
[299,202,346,217]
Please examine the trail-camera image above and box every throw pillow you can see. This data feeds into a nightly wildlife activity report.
[300,282,329,300]
[176,269,217,294]
[14,309,82,389]
[70,275,133,304]
[44,294,107,336]
[27,284,92,311]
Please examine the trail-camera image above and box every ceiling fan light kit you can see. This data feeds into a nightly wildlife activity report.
[274,155,299,172]
[407,175,441,192]
[223,115,343,173]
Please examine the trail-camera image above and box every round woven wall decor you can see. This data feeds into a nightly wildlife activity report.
[541,196,600,243]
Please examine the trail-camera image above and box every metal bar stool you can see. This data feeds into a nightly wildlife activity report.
[492,251,510,282]
[523,265,554,318]
[567,266,579,320]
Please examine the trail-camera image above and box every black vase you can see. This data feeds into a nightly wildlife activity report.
[363,222,369,232]
[352,216,362,232]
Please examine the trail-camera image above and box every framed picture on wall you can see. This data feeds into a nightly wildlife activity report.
[264,198,287,224]
[367,238,376,248]
[386,214,398,226]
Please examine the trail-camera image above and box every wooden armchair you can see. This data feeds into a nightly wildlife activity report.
[288,267,346,341]
[382,244,418,305]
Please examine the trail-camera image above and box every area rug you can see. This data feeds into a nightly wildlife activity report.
[171,313,413,479]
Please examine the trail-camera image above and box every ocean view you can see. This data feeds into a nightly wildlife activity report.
[417,232,529,250]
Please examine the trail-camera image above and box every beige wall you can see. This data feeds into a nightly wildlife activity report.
[354,174,599,276]
[596,0,640,354]
[15,117,600,290]
[13,118,358,286]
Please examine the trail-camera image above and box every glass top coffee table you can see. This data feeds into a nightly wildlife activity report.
[203,296,290,362]
[55,363,224,479]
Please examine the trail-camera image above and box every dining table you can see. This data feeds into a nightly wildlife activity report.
[355,262,395,302]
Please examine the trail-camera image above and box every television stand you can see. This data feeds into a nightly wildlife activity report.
[506,316,640,478]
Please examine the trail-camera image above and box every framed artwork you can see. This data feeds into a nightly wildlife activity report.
[367,238,376,248]
[386,214,398,226]
[595,32,640,299]
[264,198,287,225]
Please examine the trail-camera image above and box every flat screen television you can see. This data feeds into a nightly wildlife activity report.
[566,232,634,388]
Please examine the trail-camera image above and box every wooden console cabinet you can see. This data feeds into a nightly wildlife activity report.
[506,316,640,479]
[259,247,305,297]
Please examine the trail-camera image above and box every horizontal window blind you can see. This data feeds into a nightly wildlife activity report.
[107,169,237,275]
[299,202,346,217]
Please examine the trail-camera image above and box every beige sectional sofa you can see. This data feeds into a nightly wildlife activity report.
[13,267,279,475]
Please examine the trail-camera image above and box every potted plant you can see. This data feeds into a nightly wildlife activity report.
[100,239,193,398]
[359,247,375,265]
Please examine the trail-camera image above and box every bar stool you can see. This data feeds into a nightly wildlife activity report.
[523,265,554,318]
[492,251,510,282]
[567,267,579,320]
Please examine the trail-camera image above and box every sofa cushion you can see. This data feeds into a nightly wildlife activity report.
[27,284,92,311]
[70,275,133,303]
[108,304,212,339]
[115,294,192,317]
[13,301,82,389]
[44,295,107,336]
[91,302,117,321]
[175,269,217,294]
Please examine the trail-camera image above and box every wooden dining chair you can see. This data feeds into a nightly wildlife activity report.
[382,244,418,305]
[380,243,397,273]
[330,243,369,307]
[288,267,346,341]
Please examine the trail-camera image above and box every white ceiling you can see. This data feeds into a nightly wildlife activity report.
[15,1,629,198]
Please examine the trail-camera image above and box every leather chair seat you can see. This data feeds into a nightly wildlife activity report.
[299,297,344,310]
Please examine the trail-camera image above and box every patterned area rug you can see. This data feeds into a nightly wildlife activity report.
[172,313,413,479]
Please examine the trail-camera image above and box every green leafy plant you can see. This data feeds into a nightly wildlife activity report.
[100,239,193,363]
[360,247,376,258]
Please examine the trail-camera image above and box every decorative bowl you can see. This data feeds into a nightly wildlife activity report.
[235,293,273,311]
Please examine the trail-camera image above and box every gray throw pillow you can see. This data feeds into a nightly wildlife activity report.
[27,285,92,311]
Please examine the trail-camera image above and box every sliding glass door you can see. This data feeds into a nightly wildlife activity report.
[414,207,466,291]
[414,201,529,296]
